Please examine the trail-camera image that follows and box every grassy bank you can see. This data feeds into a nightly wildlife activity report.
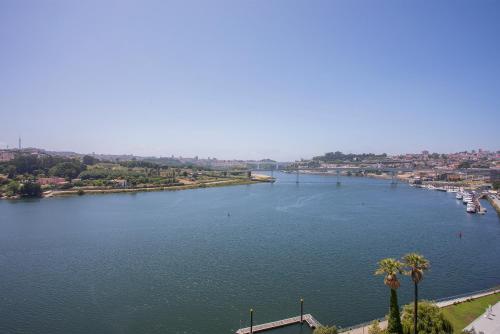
[47,178,264,197]
[441,292,500,332]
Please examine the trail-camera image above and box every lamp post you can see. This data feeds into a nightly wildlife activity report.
[250,308,254,334]
[300,298,304,323]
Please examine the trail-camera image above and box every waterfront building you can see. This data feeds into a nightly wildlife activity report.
[113,179,128,188]
[37,177,67,185]
[0,150,15,162]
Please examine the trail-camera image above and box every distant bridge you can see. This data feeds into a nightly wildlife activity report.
[251,166,413,185]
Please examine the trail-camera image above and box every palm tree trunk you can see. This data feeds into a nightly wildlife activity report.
[414,283,418,334]
[388,288,403,334]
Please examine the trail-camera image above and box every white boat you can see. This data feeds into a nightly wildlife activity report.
[466,202,476,213]
[463,194,472,204]
[456,192,463,200]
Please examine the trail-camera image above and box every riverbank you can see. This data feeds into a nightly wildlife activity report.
[44,176,272,198]
[486,194,500,215]
[0,175,274,200]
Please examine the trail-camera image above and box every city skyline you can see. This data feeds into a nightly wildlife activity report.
[1,138,498,162]
[1,0,499,160]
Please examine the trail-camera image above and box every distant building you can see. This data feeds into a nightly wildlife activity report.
[37,177,67,185]
[113,179,128,188]
[439,173,462,182]
[0,150,15,162]
[491,169,500,182]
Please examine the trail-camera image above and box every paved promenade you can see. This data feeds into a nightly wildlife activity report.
[339,288,500,334]
[488,195,500,215]
[464,301,500,333]
[436,288,500,308]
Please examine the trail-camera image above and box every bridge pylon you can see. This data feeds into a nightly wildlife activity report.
[336,170,341,186]
[391,170,397,185]
[296,168,299,184]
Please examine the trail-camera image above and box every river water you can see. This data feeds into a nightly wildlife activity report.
[1,172,499,334]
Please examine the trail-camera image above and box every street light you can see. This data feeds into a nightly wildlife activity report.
[300,298,304,323]
[250,308,254,334]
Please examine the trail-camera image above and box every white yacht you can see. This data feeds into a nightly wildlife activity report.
[466,202,476,213]
[456,192,463,200]
[463,194,473,204]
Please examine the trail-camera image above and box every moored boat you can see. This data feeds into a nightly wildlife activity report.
[463,193,473,204]
[466,202,477,213]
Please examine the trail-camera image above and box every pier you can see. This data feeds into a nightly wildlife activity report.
[236,314,321,334]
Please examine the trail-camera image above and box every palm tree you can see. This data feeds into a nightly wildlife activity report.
[403,253,430,334]
[375,258,404,334]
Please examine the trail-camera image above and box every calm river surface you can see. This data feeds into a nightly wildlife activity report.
[1,172,499,334]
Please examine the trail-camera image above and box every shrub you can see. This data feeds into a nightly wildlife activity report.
[368,320,386,334]
[314,326,338,334]
[49,161,85,179]
[401,301,452,334]
[59,183,73,190]
[4,180,20,196]
[19,182,42,198]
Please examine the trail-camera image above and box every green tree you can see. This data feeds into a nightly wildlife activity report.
[82,155,98,165]
[313,326,338,334]
[4,165,16,178]
[368,320,385,334]
[5,180,20,196]
[375,258,404,334]
[401,301,452,334]
[430,153,440,159]
[79,168,109,180]
[458,161,471,169]
[49,161,85,179]
[19,182,42,198]
[403,253,430,334]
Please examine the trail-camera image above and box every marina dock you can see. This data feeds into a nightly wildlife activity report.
[235,314,321,334]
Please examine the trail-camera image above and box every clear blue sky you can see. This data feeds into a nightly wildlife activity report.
[1,0,499,160]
